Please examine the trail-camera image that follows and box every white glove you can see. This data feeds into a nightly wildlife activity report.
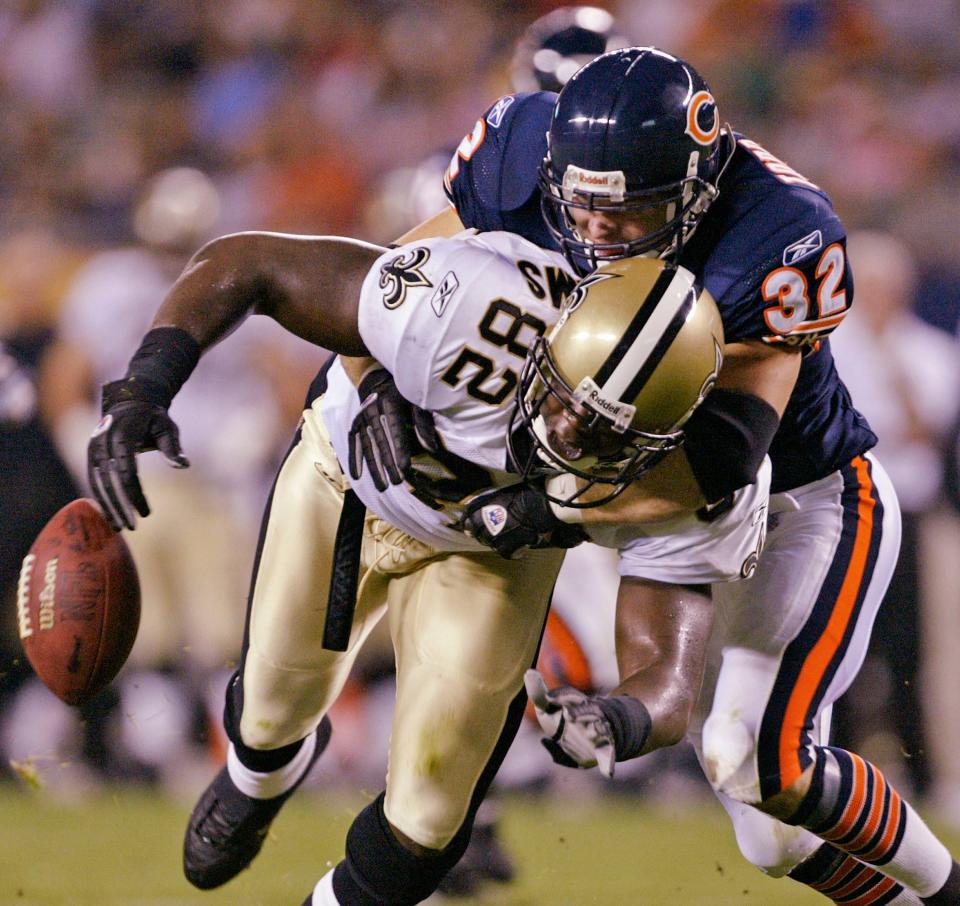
[524,669,615,778]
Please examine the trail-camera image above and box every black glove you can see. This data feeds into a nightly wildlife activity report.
[348,368,438,492]
[87,379,189,531]
[461,480,587,558]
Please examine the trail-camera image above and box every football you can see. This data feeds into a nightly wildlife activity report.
[16,498,141,707]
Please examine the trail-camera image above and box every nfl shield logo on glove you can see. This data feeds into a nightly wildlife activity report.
[480,504,508,536]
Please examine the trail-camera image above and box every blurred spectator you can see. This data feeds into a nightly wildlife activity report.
[829,229,960,799]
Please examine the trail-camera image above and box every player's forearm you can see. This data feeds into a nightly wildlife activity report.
[613,578,713,753]
[553,450,706,526]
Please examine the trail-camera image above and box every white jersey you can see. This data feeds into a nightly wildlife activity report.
[321,231,769,581]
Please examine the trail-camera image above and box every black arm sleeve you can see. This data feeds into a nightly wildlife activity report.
[682,388,780,503]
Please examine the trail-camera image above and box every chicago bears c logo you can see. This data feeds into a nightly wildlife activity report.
[379,247,433,309]
[685,90,719,146]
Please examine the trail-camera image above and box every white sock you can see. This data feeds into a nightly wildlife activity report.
[887,802,954,897]
[888,890,923,905]
[310,868,340,905]
[226,730,317,800]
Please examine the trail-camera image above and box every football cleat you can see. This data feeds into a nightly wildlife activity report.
[183,716,332,889]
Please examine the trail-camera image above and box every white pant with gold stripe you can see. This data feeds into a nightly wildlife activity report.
[237,405,564,849]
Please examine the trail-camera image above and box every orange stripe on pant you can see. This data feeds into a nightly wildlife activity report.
[779,456,876,790]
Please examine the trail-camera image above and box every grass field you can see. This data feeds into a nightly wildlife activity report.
[6,781,957,906]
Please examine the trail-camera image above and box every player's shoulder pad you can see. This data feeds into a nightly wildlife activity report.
[446,91,556,215]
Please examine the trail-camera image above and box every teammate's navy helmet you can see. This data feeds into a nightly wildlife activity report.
[510,6,630,93]
[540,47,726,269]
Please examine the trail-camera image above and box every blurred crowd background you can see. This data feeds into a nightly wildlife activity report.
[2,0,960,859]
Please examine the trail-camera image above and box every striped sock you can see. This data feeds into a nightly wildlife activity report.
[790,747,953,899]
[789,843,918,904]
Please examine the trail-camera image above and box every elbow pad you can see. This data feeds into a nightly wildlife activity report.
[682,388,779,503]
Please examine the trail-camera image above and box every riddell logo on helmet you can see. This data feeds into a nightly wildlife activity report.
[686,91,719,146]
[573,377,635,432]
[588,388,623,416]
[563,166,627,201]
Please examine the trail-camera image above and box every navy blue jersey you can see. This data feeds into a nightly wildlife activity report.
[445,93,876,493]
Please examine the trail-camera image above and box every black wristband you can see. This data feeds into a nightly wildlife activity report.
[596,695,652,762]
[683,388,779,502]
[108,326,201,411]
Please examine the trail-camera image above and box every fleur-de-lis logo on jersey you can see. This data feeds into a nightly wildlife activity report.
[379,247,433,309]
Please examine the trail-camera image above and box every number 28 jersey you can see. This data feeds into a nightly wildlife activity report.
[319,231,769,584]
[321,230,570,551]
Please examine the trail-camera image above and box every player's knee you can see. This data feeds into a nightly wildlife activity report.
[385,766,475,851]
[224,670,319,755]
[701,711,759,802]
[734,819,814,877]
[723,795,822,879]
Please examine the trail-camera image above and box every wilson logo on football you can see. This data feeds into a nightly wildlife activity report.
[685,90,719,146]
[37,557,59,631]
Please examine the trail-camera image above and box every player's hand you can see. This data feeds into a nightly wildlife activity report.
[87,379,189,531]
[460,481,587,558]
[524,670,615,778]
[348,368,438,492]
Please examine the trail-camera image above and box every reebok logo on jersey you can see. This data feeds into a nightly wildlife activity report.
[480,504,508,536]
[782,230,823,266]
[431,271,459,317]
[486,95,515,129]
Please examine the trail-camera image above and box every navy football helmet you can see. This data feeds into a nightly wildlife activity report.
[539,47,729,270]
[510,7,630,93]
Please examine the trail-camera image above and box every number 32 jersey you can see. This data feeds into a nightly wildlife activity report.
[445,92,878,493]
[320,231,769,584]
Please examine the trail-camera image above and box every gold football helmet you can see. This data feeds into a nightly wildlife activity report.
[508,256,724,506]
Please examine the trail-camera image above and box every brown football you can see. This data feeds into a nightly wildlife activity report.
[17,498,140,706]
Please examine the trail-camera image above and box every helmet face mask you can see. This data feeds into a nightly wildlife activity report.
[539,161,719,270]
[539,47,725,272]
[507,257,725,508]
[509,336,683,507]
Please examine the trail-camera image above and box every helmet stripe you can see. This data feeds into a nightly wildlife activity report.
[623,287,695,401]
[593,267,675,386]
[593,267,698,403]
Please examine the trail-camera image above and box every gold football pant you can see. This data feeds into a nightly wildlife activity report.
[236,404,564,849]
